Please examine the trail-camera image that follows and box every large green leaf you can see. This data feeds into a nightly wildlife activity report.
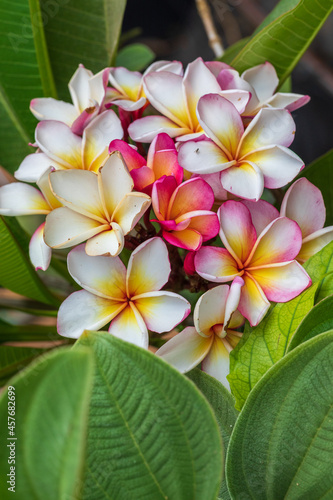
[304,240,333,302]
[0,347,94,500]
[288,295,333,351]
[253,0,300,34]
[187,369,238,500]
[116,43,155,71]
[0,344,47,384]
[0,0,56,172]
[0,317,60,342]
[41,0,127,99]
[226,330,333,499]
[230,0,333,85]
[0,216,58,305]
[76,331,223,500]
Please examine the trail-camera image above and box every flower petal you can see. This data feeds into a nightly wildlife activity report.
[224,276,244,328]
[0,183,50,215]
[240,199,279,235]
[133,290,191,333]
[151,176,177,220]
[266,93,310,112]
[67,243,126,300]
[250,261,311,302]
[129,115,190,143]
[57,289,125,339]
[156,326,212,373]
[127,237,171,297]
[108,302,149,348]
[113,192,151,234]
[242,62,278,102]
[298,227,333,263]
[238,273,270,326]
[163,228,203,251]
[201,336,232,389]
[110,97,147,112]
[99,152,134,215]
[15,152,64,183]
[35,121,82,169]
[68,65,93,113]
[194,285,229,335]
[85,224,124,257]
[178,139,233,175]
[220,160,264,201]
[44,207,105,249]
[195,246,240,282]
[280,177,326,237]
[168,177,214,219]
[186,211,220,241]
[109,140,146,170]
[109,67,142,100]
[218,201,257,266]
[29,222,52,271]
[30,98,78,125]
[218,90,251,114]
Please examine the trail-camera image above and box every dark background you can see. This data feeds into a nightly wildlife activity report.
[122,0,333,165]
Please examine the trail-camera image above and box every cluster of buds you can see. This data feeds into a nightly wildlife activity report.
[1,58,332,389]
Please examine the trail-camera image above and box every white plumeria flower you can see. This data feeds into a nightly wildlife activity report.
[217,62,310,117]
[44,152,151,257]
[0,168,61,270]
[30,65,110,134]
[107,60,184,112]
[15,110,123,183]
[156,278,244,389]
[57,237,191,347]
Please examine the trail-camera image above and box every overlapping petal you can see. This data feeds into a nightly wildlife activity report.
[15,152,64,183]
[35,121,82,169]
[29,222,52,271]
[0,182,50,215]
[195,247,240,282]
[108,303,149,348]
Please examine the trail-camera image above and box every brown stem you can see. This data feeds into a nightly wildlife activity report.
[195,0,224,57]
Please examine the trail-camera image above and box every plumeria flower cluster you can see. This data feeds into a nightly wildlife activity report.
[1,57,332,390]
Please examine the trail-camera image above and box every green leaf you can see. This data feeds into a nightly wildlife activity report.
[0,318,60,342]
[0,216,59,305]
[116,43,155,71]
[41,0,127,99]
[0,347,94,500]
[298,149,333,226]
[187,369,238,500]
[226,330,333,499]
[0,344,47,384]
[76,331,223,500]
[253,0,300,34]
[288,295,333,351]
[220,38,249,65]
[230,0,333,85]
[304,240,333,302]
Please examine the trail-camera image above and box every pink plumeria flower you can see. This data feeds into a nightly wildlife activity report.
[218,62,310,118]
[15,110,123,183]
[194,200,311,326]
[151,176,220,251]
[107,60,184,112]
[0,168,61,271]
[30,65,110,135]
[109,133,183,194]
[44,152,151,257]
[57,237,191,347]
[178,94,304,200]
[280,178,333,263]
[128,57,250,143]
[156,278,244,389]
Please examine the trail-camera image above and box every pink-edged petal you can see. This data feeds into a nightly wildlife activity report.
[109,67,142,100]
[67,243,126,299]
[217,69,253,93]
[151,176,177,220]
[44,207,105,249]
[244,145,304,189]
[185,211,220,241]
[168,177,214,219]
[30,98,78,125]
[0,183,50,215]
[183,57,222,128]
[82,110,123,171]
[218,201,257,266]
[143,71,190,128]
[247,217,302,268]
[201,336,232,389]
[143,60,184,77]
[250,261,311,302]
[239,108,296,157]
[195,246,240,282]
[238,273,270,326]
[15,152,64,183]
[220,161,264,201]
[206,60,231,77]
[68,65,93,113]
[194,285,229,336]
[218,90,251,114]
[266,93,310,112]
[198,173,229,201]
[35,121,82,169]
[178,139,234,175]
[85,224,124,257]
[29,222,52,271]
[163,228,203,251]
[57,289,125,339]
[112,192,151,234]
[157,219,190,231]
[109,140,146,170]
[36,167,62,210]
[242,62,279,102]
[99,152,134,215]
[280,177,325,237]
[197,93,244,157]
[147,132,176,163]
[133,290,191,333]
[156,327,212,373]
[184,251,196,275]
[129,115,190,143]
[71,107,99,136]
[224,276,244,328]
[298,227,333,263]
[130,165,155,192]
[151,150,182,184]
[127,237,171,297]
[110,97,147,112]
[108,302,148,349]
[240,200,279,235]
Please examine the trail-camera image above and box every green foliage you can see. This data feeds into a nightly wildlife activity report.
[116,43,155,71]
[0,344,47,386]
[0,347,94,500]
[226,331,333,499]
[304,240,333,302]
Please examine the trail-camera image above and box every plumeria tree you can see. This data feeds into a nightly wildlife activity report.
[0,0,333,499]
